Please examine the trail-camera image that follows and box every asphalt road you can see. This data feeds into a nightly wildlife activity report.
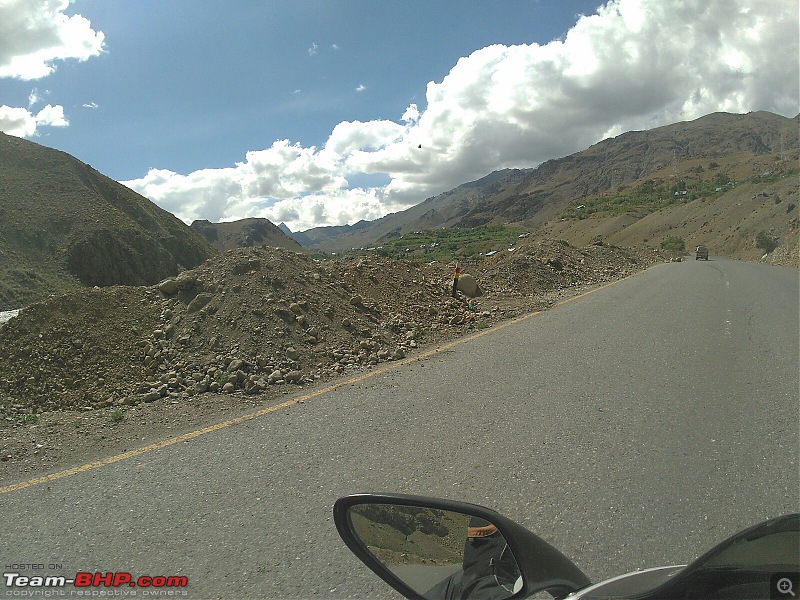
[1,258,798,599]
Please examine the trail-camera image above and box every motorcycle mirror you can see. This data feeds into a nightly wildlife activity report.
[334,493,591,600]
[346,502,520,599]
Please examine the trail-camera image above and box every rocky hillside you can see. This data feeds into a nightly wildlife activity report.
[545,169,799,267]
[0,133,217,310]
[0,241,665,421]
[301,112,799,258]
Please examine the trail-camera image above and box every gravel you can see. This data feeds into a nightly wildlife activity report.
[0,239,666,481]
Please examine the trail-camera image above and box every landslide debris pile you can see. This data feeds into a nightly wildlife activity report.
[478,239,654,296]
[0,241,664,419]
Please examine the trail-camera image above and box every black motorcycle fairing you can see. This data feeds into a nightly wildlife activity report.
[334,493,591,600]
[630,513,799,600]
[570,566,685,600]
[336,493,798,600]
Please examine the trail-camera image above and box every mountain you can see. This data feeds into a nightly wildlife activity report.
[0,132,217,309]
[191,218,305,253]
[300,169,530,251]
[302,112,799,258]
[1,110,794,313]
[289,219,377,248]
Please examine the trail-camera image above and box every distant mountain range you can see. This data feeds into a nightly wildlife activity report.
[288,111,799,254]
[1,110,797,309]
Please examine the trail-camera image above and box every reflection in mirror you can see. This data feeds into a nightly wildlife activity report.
[348,504,522,600]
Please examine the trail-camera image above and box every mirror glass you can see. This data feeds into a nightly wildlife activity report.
[348,503,522,600]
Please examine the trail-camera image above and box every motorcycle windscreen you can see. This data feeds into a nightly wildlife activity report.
[638,513,799,600]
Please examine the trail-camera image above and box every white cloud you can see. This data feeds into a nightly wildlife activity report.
[28,88,44,108]
[0,0,105,80]
[326,120,405,155]
[239,140,347,199]
[0,106,38,137]
[125,0,799,232]
[401,104,420,124]
[0,1,104,139]
[307,42,318,56]
[355,84,366,93]
[123,167,242,224]
[0,104,68,137]
[82,101,99,109]
[34,104,68,127]
[251,188,405,229]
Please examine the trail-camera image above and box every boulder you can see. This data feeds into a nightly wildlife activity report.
[186,293,213,313]
[158,278,180,295]
[453,274,482,298]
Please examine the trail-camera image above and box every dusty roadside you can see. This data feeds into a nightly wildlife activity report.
[1,240,666,484]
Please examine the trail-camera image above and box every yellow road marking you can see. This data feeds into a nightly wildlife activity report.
[0,273,641,495]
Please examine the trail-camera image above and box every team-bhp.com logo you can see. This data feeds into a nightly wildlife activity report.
[4,571,188,592]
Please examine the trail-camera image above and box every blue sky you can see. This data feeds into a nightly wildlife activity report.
[2,1,600,178]
[1,1,798,231]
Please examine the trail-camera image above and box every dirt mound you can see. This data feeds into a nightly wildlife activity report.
[0,241,667,477]
[0,240,664,422]
[478,239,658,296]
